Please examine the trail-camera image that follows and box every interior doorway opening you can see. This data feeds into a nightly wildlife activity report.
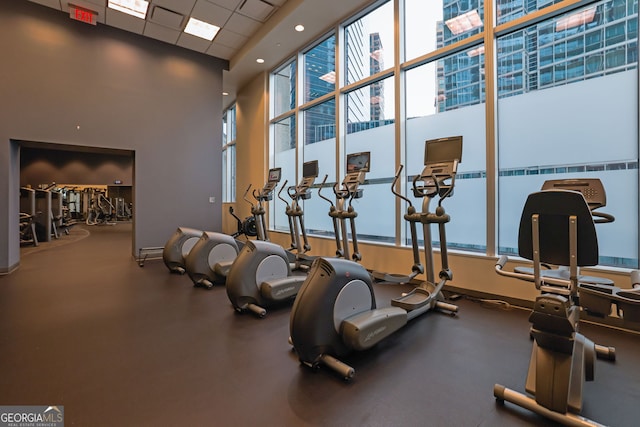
[18,140,135,255]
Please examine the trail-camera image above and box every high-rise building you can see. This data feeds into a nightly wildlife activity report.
[438,0,638,109]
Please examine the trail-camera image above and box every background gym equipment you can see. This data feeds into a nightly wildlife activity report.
[19,187,39,247]
[228,206,257,239]
[85,189,116,226]
[289,137,462,379]
[513,178,615,286]
[162,227,202,274]
[316,152,370,262]
[184,173,279,289]
[494,188,640,427]
[277,160,325,270]
[225,154,368,318]
[251,167,282,241]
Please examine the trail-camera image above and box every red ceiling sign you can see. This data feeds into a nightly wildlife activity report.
[69,5,98,26]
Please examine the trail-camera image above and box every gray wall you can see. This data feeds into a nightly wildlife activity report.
[20,147,134,187]
[0,1,228,273]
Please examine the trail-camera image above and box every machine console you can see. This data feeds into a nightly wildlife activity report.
[343,152,370,198]
[541,178,606,210]
[413,137,463,199]
[296,161,319,199]
[260,167,282,199]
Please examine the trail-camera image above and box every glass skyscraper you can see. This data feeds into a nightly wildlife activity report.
[438,0,638,108]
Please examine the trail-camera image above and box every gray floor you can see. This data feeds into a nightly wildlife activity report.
[1,223,639,426]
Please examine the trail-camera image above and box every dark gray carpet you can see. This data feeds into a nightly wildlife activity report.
[1,223,639,426]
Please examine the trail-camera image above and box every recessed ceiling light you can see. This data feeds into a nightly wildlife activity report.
[184,17,220,41]
[256,58,265,64]
[108,0,149,19]
[294,24,305,32]
[222,92,229,96]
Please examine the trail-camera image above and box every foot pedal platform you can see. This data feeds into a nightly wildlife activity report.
[391,288,431,311]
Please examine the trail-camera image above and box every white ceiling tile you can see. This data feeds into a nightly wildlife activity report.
[205,0,243,11]
[144,21,181,44]
[214,28,247,49]
[84,0,108,7]
[152,0,197,16]
[105,8,146,34]
[28,0,62,9]
[224,12,260,37]
[238,0,273,22]
[191,0,233,28]
[150,5,184,29]
[206,43,235,60]
[176,32,212,53]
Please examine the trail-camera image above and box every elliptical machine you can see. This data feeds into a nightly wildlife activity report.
[289,137,461,379]
[277,160,326,270]
[163,226,202,274]
[184,175,276,289]
[225,153,369,318]
[163,170,281,276]
[494,186,640,427]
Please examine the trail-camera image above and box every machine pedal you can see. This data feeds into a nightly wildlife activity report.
[391,288,431,311]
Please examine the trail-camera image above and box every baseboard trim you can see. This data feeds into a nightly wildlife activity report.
[0,261,20,275]
[443,284,640,334]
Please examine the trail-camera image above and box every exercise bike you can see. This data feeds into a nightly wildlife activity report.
[513,178,615,286]
[184,170,279,289]
[225,153,369,318]
[494,187,640,427]
[289,137,462,379]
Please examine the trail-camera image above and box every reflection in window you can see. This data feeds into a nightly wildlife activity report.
[304,35,336,103]
[405,0,484,60]
[407,45,485,116]
[273,60,296,117]
[345,1,394,85]
[304,99,336,145]
[496,0,563,25]
[497,0,638,98]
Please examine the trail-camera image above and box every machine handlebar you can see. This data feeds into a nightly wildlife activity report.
[317,174,334,207]
[277,180,290,207]
[593,211,615,224]
[391,165,413,208]
[242,184,253,207]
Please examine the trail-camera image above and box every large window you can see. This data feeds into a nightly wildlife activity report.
[304,36,336,103]
[271,115,296,231]
[405,0,485,61]
[268,0,639,268]
[345,77,396,242]
[497,0,639,267]
[345,1,395,85]
[273,60,296,117]
[222,105,236,203]
[303,100,337,235]
[405,45,487,252]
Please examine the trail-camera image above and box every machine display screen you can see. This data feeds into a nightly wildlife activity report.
[346,152,371,173]
[268,168,282,182]
[302,160,319,178]
[424,136,463,165]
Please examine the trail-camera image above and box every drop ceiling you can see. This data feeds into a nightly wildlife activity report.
[24,0,374,105]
